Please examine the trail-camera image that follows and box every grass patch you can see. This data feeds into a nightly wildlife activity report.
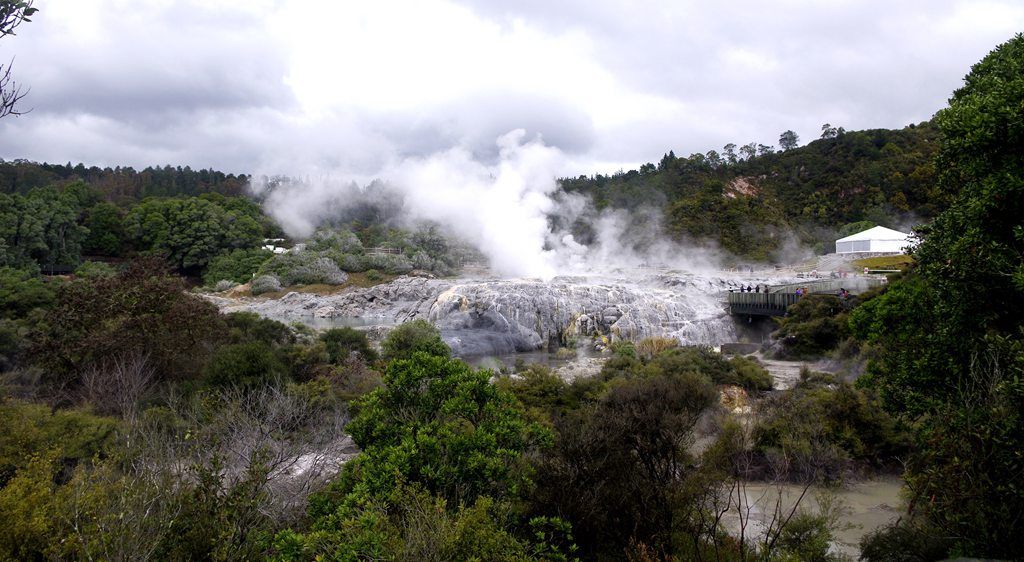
[343,271,399,289]
[852,254,913,270]
[244,271,399,298]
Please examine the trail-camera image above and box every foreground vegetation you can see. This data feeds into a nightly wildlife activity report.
[1,263,904,560]
[760,34,1024,559]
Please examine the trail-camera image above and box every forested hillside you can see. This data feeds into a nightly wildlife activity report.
[2,117,944,269]
[561,121,943,259]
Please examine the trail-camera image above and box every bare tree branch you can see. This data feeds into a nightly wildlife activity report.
[0,1,36,118]
[0,59,30,118]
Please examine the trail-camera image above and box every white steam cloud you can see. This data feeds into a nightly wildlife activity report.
[251,130,720,279]
[390,130,563,278]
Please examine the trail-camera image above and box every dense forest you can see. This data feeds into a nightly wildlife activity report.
[0,29,1022,562]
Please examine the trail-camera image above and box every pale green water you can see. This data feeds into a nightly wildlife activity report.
[722,477,904,558]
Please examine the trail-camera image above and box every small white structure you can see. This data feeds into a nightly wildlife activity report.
[835,226,910,254]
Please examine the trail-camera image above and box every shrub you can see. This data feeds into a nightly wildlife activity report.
[288,256,348,285]
[501,364,577,413]
[250,274,282,295]
[258,252,348,286]
[31,258,225,391]
[365,269,383,282]
[203,248,272,286]
[647,346,725,378]
[321,327,378,364]
[411,252,433,270]
[73,261,116,279]
[752,382,911,481]
[380,320,450,361]
[203,342,288,389]
[0,267,55,319]
[366,253,413,274]
[212,280,238,292]
[224,312,295,346]
[773,295,853,358]
[600,352,643,381]
[635,336,678,360]
[307,228,364,254]
[337,253,367,273]
[725,355,773,391]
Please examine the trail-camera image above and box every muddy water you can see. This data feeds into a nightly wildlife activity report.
[723,477,904,558]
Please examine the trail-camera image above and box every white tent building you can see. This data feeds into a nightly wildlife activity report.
[835,226,911,254]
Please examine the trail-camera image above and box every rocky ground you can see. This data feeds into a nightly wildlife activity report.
[204,269,795,357]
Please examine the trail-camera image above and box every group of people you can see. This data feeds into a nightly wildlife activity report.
[730,283,853,298]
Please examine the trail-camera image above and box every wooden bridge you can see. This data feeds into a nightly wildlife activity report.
[727,277,885,316]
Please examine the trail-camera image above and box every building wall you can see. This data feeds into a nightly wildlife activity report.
[836,239,907,254]
[836,240,872,253]
[870,239,909,253]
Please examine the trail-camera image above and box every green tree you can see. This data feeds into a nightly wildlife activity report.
[779,130,800,151]
[341,352,549,505]
[124,197,262,274]
[31,258,226,401]
[290,352,552,559]
[853,34,1024,559]
[0,265,52,319]
[203,341,288,389]
[320,326,377,364]
[82,201,127,256]
[203,248,272,286]
[380,319,450,361]
[528,370,717,558]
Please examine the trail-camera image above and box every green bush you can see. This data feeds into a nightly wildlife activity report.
[380,319,450,361]
[203,248,272,286]
[725,355,774,391]
[773,295,853,358]
[212,280,237,292]
[203,342,288,389]
[73,261,116,279]
[646,345,772,391]
[752,382,911,481]
[366,253,413,274]
[224,312,295,346]
[321,327,378,364]
[336,252,368,272]
[501,364,578,413]
[257,251,347,286]
[250,274,282,295]
[307,228,364,254]
[0,267,55,319]
[0,401,120,488]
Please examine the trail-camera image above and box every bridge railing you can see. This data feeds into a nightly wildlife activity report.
[727,292,801,316]
[766,277,884,295]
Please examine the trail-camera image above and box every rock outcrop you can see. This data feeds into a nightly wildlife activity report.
[215,271,775,357]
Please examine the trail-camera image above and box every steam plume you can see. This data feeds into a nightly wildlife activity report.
[251,130,721,278]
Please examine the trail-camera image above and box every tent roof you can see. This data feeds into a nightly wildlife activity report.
[836,226,910,243]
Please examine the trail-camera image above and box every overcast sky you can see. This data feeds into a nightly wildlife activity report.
[0,0,1021,178]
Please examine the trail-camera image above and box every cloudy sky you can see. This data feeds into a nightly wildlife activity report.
[0,0,1021,178]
